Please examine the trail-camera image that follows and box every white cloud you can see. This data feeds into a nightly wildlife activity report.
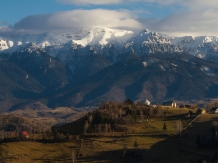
[136,0,218,36]
[57,0,218,9]
[2,1,218,37]
[56,0,122,5]
[139,9,218,36]
[11,9,143,33]
[143,0,218,10]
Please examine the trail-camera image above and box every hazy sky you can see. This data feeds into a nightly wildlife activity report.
[0,0,218,36]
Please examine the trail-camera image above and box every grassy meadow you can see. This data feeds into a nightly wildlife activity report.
[1,107,218,163]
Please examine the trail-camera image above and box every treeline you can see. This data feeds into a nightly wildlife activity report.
[82,101,165,134]
[0,115,45,141]
[196,121,218,148]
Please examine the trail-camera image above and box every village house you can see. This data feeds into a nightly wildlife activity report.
[210,107,218,114]
[145,99,150,106]
[196,108,206,115]
[123,99,134,105]
[162,101,177,107]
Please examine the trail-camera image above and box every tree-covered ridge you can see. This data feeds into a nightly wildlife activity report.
[83,101,171,134]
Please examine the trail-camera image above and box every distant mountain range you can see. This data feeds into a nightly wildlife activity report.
[1,28,218,111]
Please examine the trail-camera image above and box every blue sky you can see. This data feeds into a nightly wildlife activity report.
[0,0,174,24]
[1,0,218,36]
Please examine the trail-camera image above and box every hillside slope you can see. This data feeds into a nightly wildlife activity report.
[48,53,218,107]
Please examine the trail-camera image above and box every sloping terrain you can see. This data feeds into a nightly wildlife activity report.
[2,51,218,110]
[0,59,45,98]
[8,43,71,89]
[0,109,217,163]
[48,53,218,107]
[1,37,218,110]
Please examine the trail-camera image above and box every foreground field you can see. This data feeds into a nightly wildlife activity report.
[0,133,217,163]
[1,109,218,163]
[0,136,189,163]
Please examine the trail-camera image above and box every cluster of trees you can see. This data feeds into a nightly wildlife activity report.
[204,100,218,110]
[83,101,165,133]
[196,121,218,148]
[0,115,45,141]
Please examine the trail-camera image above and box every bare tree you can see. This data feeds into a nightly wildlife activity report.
[156,105,163,117]
[108,124,111,132]
[104,123,108,133]
[140,110,144,122]
[119,106,122,117]
[72,151,75,163]
[204,100,218,110]
[83,120,89,134]
[149,107,154,117]
[88,114,93,124]
[96,124,102,133]
[175,119,183,134]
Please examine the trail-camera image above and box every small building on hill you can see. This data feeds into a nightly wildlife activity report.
[22,131,29,139]
[196,108,206,115]
[123,99,134,105]
[145,99,150,106]
[210,107,218,114]
[162,101,177,107]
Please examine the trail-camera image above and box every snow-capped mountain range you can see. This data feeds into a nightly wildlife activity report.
[0,28,134,56]
[1,28,218,63]
[2,27,218,109]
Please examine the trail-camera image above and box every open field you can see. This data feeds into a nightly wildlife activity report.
[0,133,217,163]
[58,107,192,135]
[1,107,217,163]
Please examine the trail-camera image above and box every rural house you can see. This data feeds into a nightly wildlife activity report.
[162,101,177,107]
[145,99,151,106]
[210,107,218,114]
[123,99,134,105]
[196,108,206,115]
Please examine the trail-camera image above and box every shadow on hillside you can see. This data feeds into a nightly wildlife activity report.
[58,117,86,135]
[79,117,217,163]
[163,114,188,120]
[79,135,215,163]
[143,136,208,163]
[147,117,217,163]
[79,148,146,163]
[12,90,42,99]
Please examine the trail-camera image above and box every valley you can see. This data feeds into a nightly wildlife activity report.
[0,102,218,163]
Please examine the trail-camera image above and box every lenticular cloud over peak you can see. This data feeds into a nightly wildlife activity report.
[12,9,143,33]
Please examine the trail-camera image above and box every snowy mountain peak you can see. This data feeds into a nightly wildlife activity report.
[1,28,218,62]
[16,43,45,55]
[71,27,134,47]
[143,28,150,33]
[0,28,134,52]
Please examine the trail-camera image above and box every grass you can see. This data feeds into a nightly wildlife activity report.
[0,134,210,163]
[0,136,212,162]
[120,107,192,135]
[0,141,80,163]
[1,108,216,163]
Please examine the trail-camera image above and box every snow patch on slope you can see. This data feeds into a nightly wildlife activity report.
[142,61,147,67]
[201,66,217,76]
[0,28,134,53]
[73,28,133,46]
